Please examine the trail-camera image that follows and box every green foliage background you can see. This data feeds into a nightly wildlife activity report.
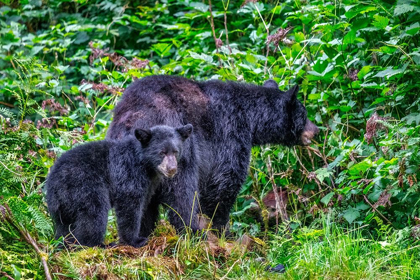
[0,0,419,278]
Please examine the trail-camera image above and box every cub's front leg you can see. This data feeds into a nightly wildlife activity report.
[114,194,148,248]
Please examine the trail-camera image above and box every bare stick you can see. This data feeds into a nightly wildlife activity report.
[363,195,392,225]
[3,204,52,280]
[253,3,270,75]
[266,155,289,234]
[0,101,14,108]
[208,0,222,67]
[220,259,240,280]
[222,0,234,69]
[0,271,14,280]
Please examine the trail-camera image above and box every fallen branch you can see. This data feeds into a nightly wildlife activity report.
[363,195,392,225]
[2,204,52,280]
[0,271,14,280]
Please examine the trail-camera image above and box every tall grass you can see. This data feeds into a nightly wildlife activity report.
[269,216,420,280]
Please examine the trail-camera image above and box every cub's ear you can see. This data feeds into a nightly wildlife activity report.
[176,124,193,140]
[134,128,152,146]
[263,79,278,89]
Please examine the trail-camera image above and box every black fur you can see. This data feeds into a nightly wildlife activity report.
[46,125,192,247]
[107,75,317,234]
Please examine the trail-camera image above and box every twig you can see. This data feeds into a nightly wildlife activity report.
[294,147,332,191]
[208,0,222,67]
[0,271,14,280]
[220,259,240,280]
[0,160,22,176]
[253,3,270,75]
[3,204,52,280]
[363,195,392,225]
[222,0,234,69]
[266,155,289,233]
[0,101,14,108]
[8,55,17,70]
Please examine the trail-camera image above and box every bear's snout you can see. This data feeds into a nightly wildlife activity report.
[301,119,319,145]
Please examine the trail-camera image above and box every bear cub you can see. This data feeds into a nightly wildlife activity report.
[46,124,193,248]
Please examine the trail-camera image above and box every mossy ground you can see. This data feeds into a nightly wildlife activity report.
[33,220,419,280]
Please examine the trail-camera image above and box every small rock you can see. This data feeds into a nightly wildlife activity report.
[265,263,286,273]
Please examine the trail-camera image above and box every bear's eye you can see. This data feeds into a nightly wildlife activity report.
[159,151,166,156]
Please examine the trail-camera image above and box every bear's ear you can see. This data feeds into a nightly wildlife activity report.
[287,85,299,98]
[263,79,278,89]
[285,85,299,104]
[176,124,193,141]
[134,128,152,146]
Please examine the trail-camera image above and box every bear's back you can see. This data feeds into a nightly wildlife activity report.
[108,75,210,139]
[47,141,111,184]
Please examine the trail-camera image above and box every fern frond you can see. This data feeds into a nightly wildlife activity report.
[28,206,53,237]
[0,107,16,121]
[7,197,30,225]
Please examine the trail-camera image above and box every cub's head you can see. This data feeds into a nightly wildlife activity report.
[134,124,193,178]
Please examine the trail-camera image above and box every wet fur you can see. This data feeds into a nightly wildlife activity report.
[46,125,190,247]
[107,75,313,234]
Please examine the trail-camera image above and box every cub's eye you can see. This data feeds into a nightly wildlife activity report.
[174,150,179,155]
[159,151,166,156]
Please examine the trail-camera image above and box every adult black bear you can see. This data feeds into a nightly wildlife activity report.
[107,75,319,235]
[46,124,193,247]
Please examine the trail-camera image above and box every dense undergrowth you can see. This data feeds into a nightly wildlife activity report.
[0,0,419,279]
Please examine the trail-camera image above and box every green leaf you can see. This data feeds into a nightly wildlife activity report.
[345,6,376,19]
[74,31,90,44]
[343,208,360,224]
[315,168,333,183]
[54,65,69,74]
[189,51,214,63]
[373,67,404,78]
[295,32,305,43]
[152,43,172,57]
[372,15,389,29]
[308,93,321,100]
[245,53,257,64]
[405,22,420,35]
[302,38,324,45]
[357,66,371,80]
[402,113,420,125]
[190,2,209,12]
[394,4,414,16]
[30,45,44,56]
[360,82,379,88]
[321,192,334,205]
[348,160,372,176]
[343,29,356,44]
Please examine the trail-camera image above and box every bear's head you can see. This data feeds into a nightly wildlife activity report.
[264,80,319,146]
[283,85,319,146]
[134,124,193,178]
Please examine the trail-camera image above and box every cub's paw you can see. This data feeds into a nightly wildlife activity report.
[121,237,148,248]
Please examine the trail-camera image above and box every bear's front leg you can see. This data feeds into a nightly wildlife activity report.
[114,196,148,248]
[200,148,251,236]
